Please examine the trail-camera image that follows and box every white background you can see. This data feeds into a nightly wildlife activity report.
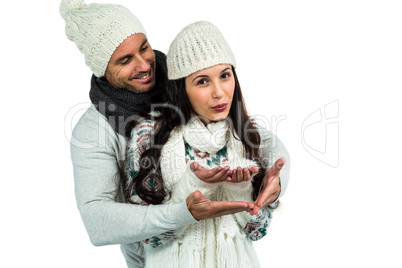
[1,0,401,267]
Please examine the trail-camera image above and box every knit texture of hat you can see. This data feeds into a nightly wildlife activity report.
[167,21,237,80]
[60,0,146,77]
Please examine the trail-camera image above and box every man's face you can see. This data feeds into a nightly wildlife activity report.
[105,33,156,93]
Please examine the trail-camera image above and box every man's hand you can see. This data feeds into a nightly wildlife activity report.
[190,162,258,183]
[186,190,255,220]
[252,158,285,214]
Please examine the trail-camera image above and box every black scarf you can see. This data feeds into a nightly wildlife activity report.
[89,50,167,137]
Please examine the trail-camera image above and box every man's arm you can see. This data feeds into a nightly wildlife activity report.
[70,108,196,246]
[71,107,254,246]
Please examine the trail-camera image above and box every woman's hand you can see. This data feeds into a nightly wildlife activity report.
[190,162,258,183]
[229,166,258,182]
[252,158,285,214]
[190,162,231,183]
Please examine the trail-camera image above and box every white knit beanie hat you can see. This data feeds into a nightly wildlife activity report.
[167,21,237,80]
[60,0,146,77]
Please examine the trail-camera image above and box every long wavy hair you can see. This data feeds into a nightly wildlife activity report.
[124,67,266,204]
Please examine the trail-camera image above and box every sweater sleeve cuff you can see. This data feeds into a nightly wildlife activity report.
[164,201,198,228]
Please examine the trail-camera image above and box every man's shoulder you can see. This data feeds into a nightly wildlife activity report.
[70,105,124,148]
[73,105,108,133]
[154,49,166,59]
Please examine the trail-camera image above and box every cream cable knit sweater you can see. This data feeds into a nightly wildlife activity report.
[127,117,281,268]
[71,105,290,267]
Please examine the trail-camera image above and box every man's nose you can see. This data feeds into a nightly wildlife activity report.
[134,56,150,72]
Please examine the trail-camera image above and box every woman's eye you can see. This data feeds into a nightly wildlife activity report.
[221,72,231,79]
[196,79,207,85]
[141,45,149,51]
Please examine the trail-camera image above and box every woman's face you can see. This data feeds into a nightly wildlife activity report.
[184,64,235,124]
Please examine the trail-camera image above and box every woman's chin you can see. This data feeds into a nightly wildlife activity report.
[209,114,229,123]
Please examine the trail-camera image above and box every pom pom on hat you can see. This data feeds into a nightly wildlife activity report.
[59,0,86,20]
[59,0,146,77]
[167,21,237,80]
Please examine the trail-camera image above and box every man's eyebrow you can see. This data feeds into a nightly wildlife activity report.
[115,39,149,63]
[116,54,131,63]
[141,39,148,47]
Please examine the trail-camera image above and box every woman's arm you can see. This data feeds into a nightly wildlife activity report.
[257,125,291,199]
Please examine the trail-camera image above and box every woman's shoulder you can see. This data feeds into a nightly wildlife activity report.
[129,119,157,154]
[248,117,267,131]
[131,119,157,137]
[248,117,274,141]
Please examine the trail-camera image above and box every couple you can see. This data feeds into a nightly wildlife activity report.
[61,1,290,267]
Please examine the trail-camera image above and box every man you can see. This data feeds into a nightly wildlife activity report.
[60,0,290,267]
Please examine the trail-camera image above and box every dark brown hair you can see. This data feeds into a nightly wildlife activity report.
[124,68,266,204]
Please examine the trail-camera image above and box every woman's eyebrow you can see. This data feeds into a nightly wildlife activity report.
[191,67,231,83]
[220,67,231,73]
[192,75,208,83]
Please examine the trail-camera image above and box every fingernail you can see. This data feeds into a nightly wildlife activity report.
[218,167,222,171]
[224,166,229,171]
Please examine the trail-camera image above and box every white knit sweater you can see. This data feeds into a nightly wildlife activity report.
[71,105,290,268]
[128,117,269,268]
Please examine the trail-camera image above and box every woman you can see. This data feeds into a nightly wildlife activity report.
[125,21,277,268]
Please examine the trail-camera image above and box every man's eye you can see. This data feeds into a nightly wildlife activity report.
[120,58,129,65]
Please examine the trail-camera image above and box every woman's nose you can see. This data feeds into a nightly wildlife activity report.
[211,83,224,99]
